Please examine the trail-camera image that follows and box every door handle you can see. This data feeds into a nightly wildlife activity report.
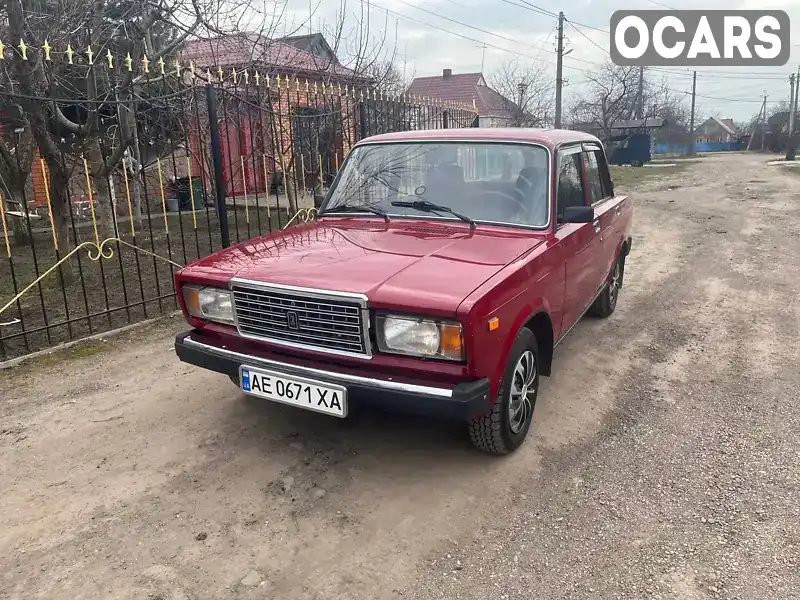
[593,219,601,234]
[615,206,622,216]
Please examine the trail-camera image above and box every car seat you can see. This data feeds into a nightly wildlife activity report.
[513,166,548,225]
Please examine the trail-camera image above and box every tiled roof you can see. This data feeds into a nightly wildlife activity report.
[406,72,517,117]
[181,33,367,82]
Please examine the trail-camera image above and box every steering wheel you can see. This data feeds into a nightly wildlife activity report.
[469,189,530,220]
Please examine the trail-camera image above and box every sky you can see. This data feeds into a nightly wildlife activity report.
[272,0,799,124]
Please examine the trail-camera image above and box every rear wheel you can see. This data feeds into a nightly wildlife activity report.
[468,328,539,455]
[590,254,623,318]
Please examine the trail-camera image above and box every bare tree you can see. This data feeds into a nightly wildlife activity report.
[489,59,554,127]
[0,0,397,245]
[0,109,37,243]
[0,0,241,240]
[566,61,640,141]
[567,61,688,142]
[367,61,410,97]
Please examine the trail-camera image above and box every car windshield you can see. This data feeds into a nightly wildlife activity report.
[322,141,550,227]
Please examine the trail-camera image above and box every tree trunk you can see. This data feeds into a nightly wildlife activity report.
[131,126,144,228]
[8,190,30,246]
[84,143,116,238]
[47,163,74,285]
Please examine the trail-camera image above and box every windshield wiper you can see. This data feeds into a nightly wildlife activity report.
[320,204,390,222]
[391,200,476,228]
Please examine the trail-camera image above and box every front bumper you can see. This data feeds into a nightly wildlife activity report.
[175,331,492,420]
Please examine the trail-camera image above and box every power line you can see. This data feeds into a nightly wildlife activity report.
[377,4,587,75]
[500,0,558,19]
[563,19,794,79]
[532,22,557,58]
[393,3,792,86]
[385,0,547,49]
[646,0,679,9]
[377,1,787,108]
[565,18,609,55]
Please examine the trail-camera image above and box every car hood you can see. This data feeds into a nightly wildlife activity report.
[186,219,544,314]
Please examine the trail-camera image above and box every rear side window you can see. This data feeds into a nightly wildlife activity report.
[584,151,604,203]
[556,151,586,219]
[584,149,613,203]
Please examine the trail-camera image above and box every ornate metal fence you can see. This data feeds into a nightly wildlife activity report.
[0,42,479,360]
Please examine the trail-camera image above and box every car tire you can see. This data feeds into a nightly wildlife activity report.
[589,254,624,318]
[468,327,539,455]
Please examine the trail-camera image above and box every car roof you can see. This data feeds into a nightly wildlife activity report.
[356,127,602,150]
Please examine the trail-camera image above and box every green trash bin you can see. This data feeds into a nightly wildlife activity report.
[176,177,206,210]
[190,178,205,210]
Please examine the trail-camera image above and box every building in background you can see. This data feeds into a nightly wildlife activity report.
[180,32,372,197]
[693,117,738,146]
[406,70,518,128]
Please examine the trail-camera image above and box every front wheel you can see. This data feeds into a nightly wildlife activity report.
[468,328,539,455]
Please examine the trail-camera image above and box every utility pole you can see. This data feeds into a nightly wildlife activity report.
[761,93,767,151]
[789,67,800,159]
[792,65,800,136]
[554,11,565,129]
[787,73,797,160]
[688,71,697,156]
[789,74,796,137]
[746,101,760,151]
[636,66,645,120]
[518,81,528,124]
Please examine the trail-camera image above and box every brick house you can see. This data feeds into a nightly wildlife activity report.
[406,70,518,128]
[180,32,372,198]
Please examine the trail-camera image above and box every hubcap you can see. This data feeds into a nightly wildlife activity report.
[609,261,621,305]
[508,350,537,434]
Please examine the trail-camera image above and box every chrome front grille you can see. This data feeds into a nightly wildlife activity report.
[231,282,370,357]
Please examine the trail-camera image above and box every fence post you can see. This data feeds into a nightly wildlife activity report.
[443,109,449,129]
[205,84,230,248]
[358,101,367,141]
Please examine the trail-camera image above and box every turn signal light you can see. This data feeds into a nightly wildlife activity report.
[183,285,201,316]
[488,317,500,331]
[440,323,463,358]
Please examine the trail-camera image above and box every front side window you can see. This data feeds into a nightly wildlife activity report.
[322,142,550,227]
[556,151,586,220]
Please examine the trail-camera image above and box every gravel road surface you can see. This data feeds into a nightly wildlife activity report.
[1,152,798,600]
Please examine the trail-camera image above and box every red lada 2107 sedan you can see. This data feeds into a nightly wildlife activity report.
[174,128,633,454]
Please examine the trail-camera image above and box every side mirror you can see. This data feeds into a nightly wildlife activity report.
[560,205,595,223]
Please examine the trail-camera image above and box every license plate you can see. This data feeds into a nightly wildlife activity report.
[239,366,347,418]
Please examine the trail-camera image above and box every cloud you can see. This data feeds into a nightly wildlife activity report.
[271,0,796,121]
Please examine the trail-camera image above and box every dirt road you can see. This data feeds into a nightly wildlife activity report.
[1,152,798,600]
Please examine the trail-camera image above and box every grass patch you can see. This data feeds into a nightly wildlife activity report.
[611,163,687,190]
[0,314,185,376]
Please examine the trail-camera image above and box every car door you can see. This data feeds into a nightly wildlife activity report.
[582,144,618,289]
[554,145,601,335]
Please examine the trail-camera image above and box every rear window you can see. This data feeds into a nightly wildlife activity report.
[323,141,550,227]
